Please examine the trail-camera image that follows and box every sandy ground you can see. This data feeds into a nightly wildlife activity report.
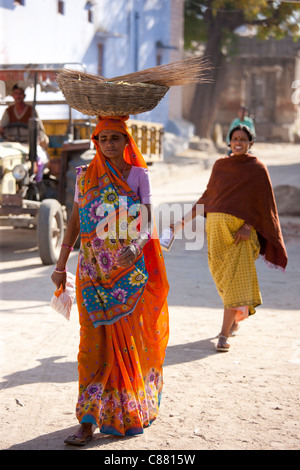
[0,142,299,451]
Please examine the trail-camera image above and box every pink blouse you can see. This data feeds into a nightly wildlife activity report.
[74,166,152,204]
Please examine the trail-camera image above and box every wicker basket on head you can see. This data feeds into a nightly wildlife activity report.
[57,57,211,116]
[56,70,169,116]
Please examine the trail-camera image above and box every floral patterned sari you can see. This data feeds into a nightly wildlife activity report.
[74,117,169,435]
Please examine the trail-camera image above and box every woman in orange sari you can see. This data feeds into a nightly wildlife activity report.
[51,116,169,445]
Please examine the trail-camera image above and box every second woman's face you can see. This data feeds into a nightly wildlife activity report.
[230,129,252,156]
[98,129,128,160]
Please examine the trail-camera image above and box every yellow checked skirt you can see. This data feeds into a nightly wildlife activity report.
[206,212,262,316]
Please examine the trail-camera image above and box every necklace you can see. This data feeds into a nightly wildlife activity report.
[121,162,128,180]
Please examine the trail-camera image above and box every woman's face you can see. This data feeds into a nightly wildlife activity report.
[230,129,252,156]
[98,129,128,160]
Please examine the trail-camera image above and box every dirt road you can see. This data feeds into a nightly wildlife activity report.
[0,143,299,450]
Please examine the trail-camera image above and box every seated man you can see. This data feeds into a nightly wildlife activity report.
[0,84,49,181]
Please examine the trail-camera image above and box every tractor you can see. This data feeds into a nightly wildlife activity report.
[0,64,164,265]
[0,63,94,264]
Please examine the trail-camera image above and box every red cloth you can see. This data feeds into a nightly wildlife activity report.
[197,154,287,270]
[7,104,33,124]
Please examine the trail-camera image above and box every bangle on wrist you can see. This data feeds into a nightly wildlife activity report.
[139,231,151,242]
[54,266,68,273]
[243,223,252,230]
[131,242,142,256]
[61,244,74,251]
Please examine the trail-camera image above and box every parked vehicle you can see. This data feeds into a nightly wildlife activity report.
[0,63,91,264]
[0,64,164,265]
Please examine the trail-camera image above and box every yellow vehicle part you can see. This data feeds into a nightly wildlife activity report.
[0,171,16,195]
[0,142,28,196]
[43,118,164,164]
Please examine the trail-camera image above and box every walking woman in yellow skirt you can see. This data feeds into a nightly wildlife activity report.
[174,125,287,352]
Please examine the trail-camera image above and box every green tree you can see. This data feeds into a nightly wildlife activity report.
[184,0,300,137]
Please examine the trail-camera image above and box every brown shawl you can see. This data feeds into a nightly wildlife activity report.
[197,153,288,270]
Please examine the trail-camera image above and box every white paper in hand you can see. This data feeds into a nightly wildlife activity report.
[50,272,76,321]
[159,227,175,251]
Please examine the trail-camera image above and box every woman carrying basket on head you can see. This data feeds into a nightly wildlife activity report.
[51,116,169,445]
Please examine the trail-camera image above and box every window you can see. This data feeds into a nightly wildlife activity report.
[86,1,94,23]
[58,0,64,15]
[98,44,104,76]
[88,9,93,23]
[156,54,162,67]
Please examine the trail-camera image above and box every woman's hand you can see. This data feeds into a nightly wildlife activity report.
[51,271,67,291]
[170,220,184,235]
[50,202,79,292]
[117,244,140,267]
[234,225,252,245]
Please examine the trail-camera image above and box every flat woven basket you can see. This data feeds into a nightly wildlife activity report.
[56,70,169,116]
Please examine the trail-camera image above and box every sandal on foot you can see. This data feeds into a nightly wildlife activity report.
[216,335,230,352]
[217,324,239,338]
[64,434,93,446]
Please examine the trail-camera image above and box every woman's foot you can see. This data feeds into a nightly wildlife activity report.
[216,335,230,352]
[229,322,240,336]
[217,324,239,338]
[64,423,93,446]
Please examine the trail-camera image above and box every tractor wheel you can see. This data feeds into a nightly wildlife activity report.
[37,199,65,265]
[65,149,95,218]
[65,149,95,248]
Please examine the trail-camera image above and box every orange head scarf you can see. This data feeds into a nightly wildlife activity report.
[91,115,147,169]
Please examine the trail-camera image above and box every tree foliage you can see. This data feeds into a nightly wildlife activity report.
[185,0,300,50]
[184,0,300,137]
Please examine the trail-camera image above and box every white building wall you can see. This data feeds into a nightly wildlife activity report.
[0,0,95,64]
[0,0,185,128]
